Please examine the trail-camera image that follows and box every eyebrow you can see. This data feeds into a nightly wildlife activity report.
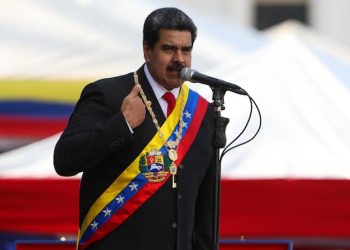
[161,44,193,51]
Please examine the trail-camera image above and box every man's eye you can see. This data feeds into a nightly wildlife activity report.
[165,48,176,52]
[182,48,192,54]
[162,46,176,52]
[161,45,192,55]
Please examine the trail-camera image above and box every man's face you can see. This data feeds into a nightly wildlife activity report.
[144,29,192,90]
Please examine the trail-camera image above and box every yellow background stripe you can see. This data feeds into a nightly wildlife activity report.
[0,79,90,103]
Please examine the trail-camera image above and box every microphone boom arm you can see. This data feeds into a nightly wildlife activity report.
[180,67,247,96]
[194,71,247,96]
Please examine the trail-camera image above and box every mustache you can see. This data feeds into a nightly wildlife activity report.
[167,63,185,72]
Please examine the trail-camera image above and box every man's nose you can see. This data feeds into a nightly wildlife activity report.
[173,49,185,63]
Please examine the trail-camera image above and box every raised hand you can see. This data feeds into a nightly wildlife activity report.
[121,85,146,128]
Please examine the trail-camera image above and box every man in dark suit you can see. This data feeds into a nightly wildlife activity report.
[54,7,216,250]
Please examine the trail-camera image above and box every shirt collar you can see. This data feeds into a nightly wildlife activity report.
[143,64,180,101]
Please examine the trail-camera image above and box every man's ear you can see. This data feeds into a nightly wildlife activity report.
[143,42,152,63]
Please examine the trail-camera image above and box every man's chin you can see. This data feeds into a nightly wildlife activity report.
[162,79,183,90]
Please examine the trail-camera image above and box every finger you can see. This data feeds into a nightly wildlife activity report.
[129,84,141,97]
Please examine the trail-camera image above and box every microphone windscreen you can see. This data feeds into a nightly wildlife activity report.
[180,67,193,81]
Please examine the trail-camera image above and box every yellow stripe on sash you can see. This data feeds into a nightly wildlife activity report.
[78,84,190,240]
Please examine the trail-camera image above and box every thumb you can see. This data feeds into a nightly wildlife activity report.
[129,84,141,97]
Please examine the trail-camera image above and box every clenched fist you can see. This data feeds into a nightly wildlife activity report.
[121,85,146,128]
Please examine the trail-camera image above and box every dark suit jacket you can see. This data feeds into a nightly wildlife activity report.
[54,66,216,250]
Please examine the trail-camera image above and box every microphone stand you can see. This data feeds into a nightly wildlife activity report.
[211,87,230,250]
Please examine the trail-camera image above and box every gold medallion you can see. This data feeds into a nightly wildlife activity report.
[168,149,178,161]
[166,140,176,149]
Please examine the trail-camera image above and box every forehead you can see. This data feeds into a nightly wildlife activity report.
[157,29,192,46]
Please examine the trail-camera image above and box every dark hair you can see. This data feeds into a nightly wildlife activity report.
[143,7,197,49]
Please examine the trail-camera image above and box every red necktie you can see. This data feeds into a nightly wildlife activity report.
[162,92,176,117]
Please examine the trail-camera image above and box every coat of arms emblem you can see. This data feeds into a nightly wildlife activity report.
[139,149,172,182]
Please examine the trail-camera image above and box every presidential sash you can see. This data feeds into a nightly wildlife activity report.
[77,84,208,249]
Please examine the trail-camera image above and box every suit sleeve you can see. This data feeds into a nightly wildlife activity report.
[192,153,216,250]
[54,82,135,176]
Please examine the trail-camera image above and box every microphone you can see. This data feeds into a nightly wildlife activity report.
[180,67,247,95]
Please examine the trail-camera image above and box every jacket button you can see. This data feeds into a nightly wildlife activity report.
[179,164,184,169]
[171,222,177,229]
[177,194,182,200]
